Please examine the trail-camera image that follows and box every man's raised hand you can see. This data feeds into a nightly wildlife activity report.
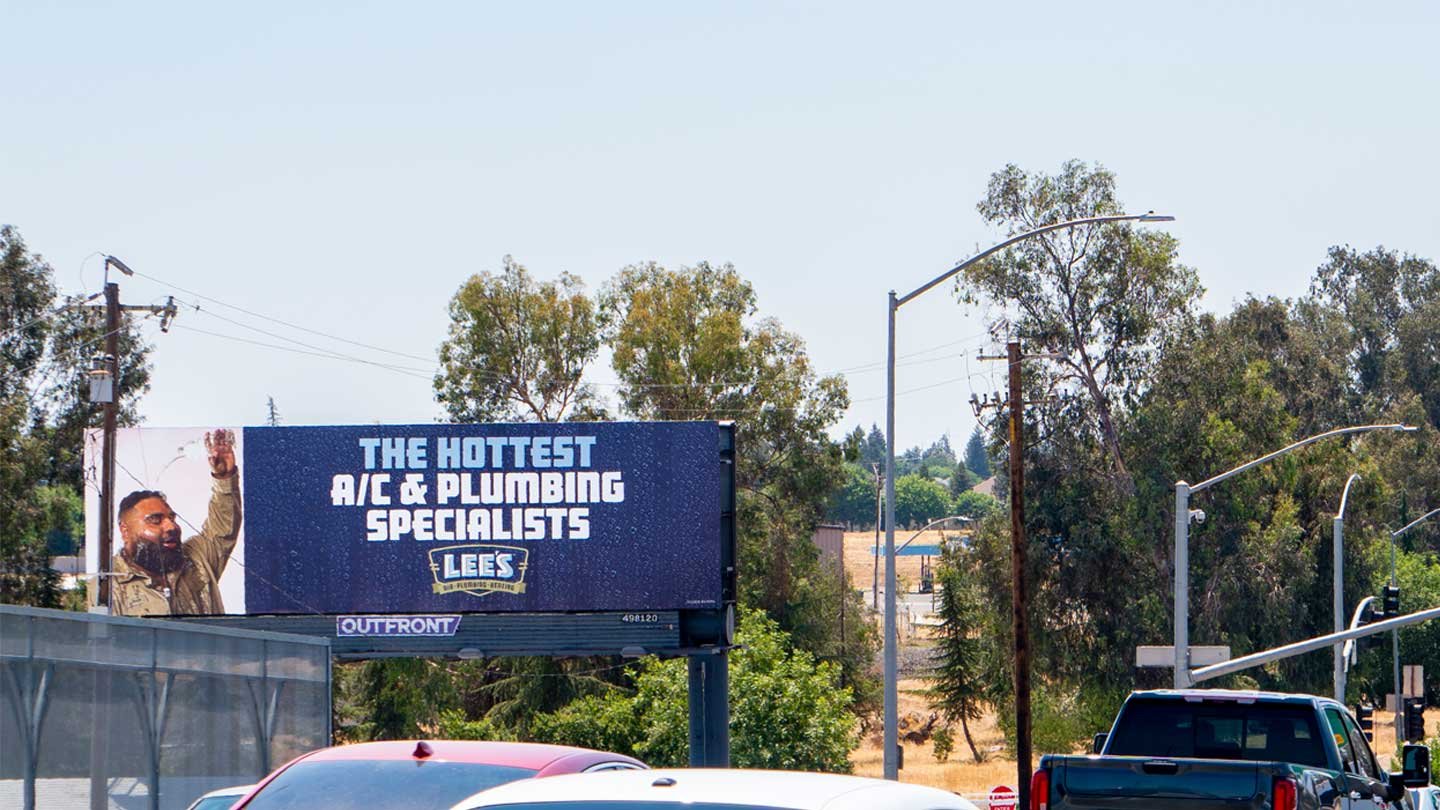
[205,429,237,477]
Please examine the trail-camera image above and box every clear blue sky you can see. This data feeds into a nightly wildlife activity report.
[5,1,1437,452]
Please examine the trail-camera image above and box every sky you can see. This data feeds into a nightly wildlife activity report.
[4,1,1438,453]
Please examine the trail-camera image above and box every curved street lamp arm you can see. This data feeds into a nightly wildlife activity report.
[894,212,1173,308]
[1392,508,1440,539]
[1336,473,1363,520]
[1342,595,1380,665]
[894,515,972,555]
[1191,424,1416,494]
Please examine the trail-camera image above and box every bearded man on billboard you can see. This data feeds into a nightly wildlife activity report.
[111,429,242,617]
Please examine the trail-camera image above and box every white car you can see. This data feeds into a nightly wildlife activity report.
[184,784,253,810]
[449,768,982,810]
[1410,786,1440,810]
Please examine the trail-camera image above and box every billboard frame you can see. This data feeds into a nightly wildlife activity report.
[177,422,738,765]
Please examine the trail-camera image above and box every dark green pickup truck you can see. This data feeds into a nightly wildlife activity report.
[1033,689,1432,810]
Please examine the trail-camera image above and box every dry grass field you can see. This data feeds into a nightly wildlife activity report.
[849,678,1030,798]
[838,529,1440,797]
[848,683,1440,797]
[842,529,958,595]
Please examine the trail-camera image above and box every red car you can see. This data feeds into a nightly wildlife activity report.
[232,740,646,810]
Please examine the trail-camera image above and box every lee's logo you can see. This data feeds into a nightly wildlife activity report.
[428,544,529,596]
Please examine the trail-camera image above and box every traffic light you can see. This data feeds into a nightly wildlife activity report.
[1355,703,1375,742]
[1404,697,1427,743]
[1384,585,1402,619]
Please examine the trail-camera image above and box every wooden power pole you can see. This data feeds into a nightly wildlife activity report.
[978,341,1033,807]
[96,281,120,610]
[92,257,175,610]
[1007,340,1031,809]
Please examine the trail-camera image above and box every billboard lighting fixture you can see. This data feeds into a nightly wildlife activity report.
[456,647,485,660]
[621,645,648,658]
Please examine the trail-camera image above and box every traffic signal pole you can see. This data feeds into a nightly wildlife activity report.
[1392,538,1402,749]
[1389,509,1440,746]
[1188,605,1440,684]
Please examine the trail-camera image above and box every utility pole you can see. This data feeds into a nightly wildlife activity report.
[96,281,120,610]
[1006,341,1031,810]
[976,341,1032,809]
[91,256,176,611]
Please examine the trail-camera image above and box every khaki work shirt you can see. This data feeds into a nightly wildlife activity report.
[111,473,242,617]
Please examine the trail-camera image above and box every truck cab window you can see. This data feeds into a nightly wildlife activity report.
[1341,712,1380,781]
[1325,708,1360,775]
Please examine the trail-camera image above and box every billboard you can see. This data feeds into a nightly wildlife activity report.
[85,422,728,618]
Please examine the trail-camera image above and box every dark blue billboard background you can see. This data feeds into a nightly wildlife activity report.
[241,422,724,614]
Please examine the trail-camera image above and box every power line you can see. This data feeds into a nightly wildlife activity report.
[0,292,103,343]
[129,268,437,364]
[127,267,995,400]
[172,324,435,381]
[851,375,972,404]
[179,300,438,374]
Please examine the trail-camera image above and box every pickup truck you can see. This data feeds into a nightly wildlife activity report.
[1033,689,1432,810]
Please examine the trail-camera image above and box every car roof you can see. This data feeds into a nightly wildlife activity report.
[299,740,643,771]
[232,741,645,810]
[1130,689,1331,706]
[449,769,980,810]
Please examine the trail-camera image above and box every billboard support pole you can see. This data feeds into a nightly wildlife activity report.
[687,649,730,767]
[705,650,729,766]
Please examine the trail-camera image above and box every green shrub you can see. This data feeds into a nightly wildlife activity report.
[996,686,1092,757]
[932,726,954,762]
[528,607,858,771]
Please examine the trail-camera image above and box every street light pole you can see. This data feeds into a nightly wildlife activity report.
[883,212,1174,779]
[1333,473,1362,701]
[884,291,899,779]
[873,463,882,610]
[1172,424,1416,688]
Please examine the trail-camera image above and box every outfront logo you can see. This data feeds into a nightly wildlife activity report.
[428,544,529,597]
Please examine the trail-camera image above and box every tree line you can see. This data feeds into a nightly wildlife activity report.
[929,161,1440,759]
[0,238,875,767]
[825,426,999,530]
[6,156,1438,765]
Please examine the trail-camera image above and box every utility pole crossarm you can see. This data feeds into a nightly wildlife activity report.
[1191,424,1415,494]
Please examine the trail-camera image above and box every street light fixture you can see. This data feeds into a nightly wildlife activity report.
[1172,424,1417,688]
[884,212,1174,780]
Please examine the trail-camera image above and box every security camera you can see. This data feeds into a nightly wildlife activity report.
[1188,509,1207,524]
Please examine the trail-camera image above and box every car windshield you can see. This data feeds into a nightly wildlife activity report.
[243,760,538,810]
[188,797,244,810]
[1105,699,1328,767]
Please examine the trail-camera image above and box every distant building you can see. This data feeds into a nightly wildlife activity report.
[50,555,85,591]
[810,523,845,576]
[970,476,997,497]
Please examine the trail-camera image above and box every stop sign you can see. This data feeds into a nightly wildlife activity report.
[989,785,1017,810]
